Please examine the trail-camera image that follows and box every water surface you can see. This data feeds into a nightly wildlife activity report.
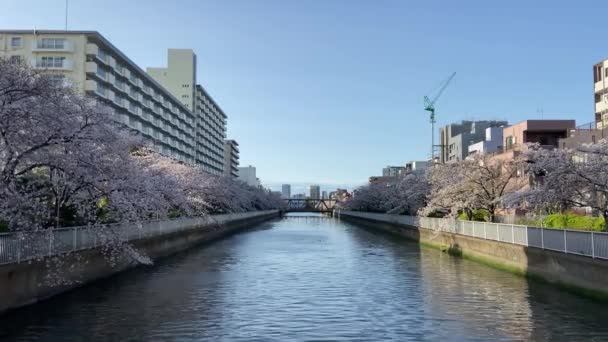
[1,213,608,341]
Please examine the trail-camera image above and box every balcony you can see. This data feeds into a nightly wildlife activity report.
[84,80,97,92]
[32,39,74,52]
[596,99,608,114]
[33,58,74,71]
[595,81,607,93]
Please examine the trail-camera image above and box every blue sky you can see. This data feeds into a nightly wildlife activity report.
[3,0,606,194]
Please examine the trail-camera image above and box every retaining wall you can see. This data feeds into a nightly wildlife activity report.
[337,211,608,297]
[0,210,279,314]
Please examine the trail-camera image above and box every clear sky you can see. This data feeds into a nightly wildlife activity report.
[3,0,607,193]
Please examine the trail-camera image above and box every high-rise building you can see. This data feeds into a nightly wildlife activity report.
[594,58,608,128]
[148,49,227,175]
[439,120,508,163]
[223,139,239,178]
[309,185,320,199]
[0,30,198,164]
[238,166,260,187]
[321,191,328,199]
[281,184,291,199]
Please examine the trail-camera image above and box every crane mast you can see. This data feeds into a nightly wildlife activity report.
[424,72,456,162]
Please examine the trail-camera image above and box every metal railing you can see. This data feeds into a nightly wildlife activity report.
[0,210,278,265]
[337,211,608,260]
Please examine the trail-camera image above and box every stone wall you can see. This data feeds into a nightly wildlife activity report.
[0,210,279,314]
[337,211,608,298]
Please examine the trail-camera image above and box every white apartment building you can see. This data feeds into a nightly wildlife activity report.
[0,30,197,164]
[238,166,260,187]
[223,139,239,178]
[148,49,227,175]
[594,58,608,128]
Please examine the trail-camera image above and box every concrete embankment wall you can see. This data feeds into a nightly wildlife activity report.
[0,210,279,314]
[337,211,608,298]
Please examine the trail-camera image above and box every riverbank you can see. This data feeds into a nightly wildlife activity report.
[0,210,279,314]
[337,210,608,300]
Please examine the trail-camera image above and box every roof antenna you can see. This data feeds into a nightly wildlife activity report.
[64,0,68,31]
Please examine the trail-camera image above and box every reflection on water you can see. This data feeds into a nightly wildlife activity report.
[1,213,608,341]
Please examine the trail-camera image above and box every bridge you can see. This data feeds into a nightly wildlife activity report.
[282,198,338,213]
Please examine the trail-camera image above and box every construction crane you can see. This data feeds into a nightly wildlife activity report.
[424,72,456,162]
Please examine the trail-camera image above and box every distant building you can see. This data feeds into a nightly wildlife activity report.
[382,166,406,177]
[440,120,508,163]
[405,160,430,172]
[238,165,260,187]
[321,191,328,199]
[502,120,575,152]
[594,58,608,128]
[329,189,351,201]
[223,140,239,178]
[309,185,321,199]
[559,122,608,150]
[369,176,397,184]
[292,193,306,199]
[468,126,504,156]
[281,184,291,199]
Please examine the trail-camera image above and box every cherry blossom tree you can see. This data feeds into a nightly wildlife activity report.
[424,154,526,221]
[343,170,430,214]
[510,142,608,230]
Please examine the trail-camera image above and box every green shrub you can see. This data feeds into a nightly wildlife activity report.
[0,221,8,233]
[458,209,489,222]
[519,213,605,231]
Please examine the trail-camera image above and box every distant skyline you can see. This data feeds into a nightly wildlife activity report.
[3,0,607,189]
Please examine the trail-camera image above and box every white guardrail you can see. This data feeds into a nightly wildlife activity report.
[0,210,278,265]
[337,211,608,260]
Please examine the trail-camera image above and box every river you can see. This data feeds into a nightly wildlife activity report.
[1,213,608,341]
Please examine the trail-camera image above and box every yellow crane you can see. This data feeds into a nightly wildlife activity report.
[424,72,456,161]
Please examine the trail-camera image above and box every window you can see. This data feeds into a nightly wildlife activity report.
[506,136,514,149]
[10,37,22,48]
[39,38,66,49]
[38,56,65,68]
[47,74,65,87]
[9,55,22,64]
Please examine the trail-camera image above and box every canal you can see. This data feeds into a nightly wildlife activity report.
[1,213,608,341]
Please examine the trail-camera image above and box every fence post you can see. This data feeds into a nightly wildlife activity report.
[591,232,595,258]
[564,229,567,253]
[16,235,21,264]
[541,227,544,249]
[48,233,53,257]
[73,228,77,251]
[511,224,515,243]
[484,222,487,239]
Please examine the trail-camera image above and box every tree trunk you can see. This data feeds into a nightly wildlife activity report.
[602,210,608,232]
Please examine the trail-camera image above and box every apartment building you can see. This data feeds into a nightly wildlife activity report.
[594,58,608,128]
[148,49,227,175]
[0,30,197,164]
[223,139,239,178]
[439,120,508,163]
